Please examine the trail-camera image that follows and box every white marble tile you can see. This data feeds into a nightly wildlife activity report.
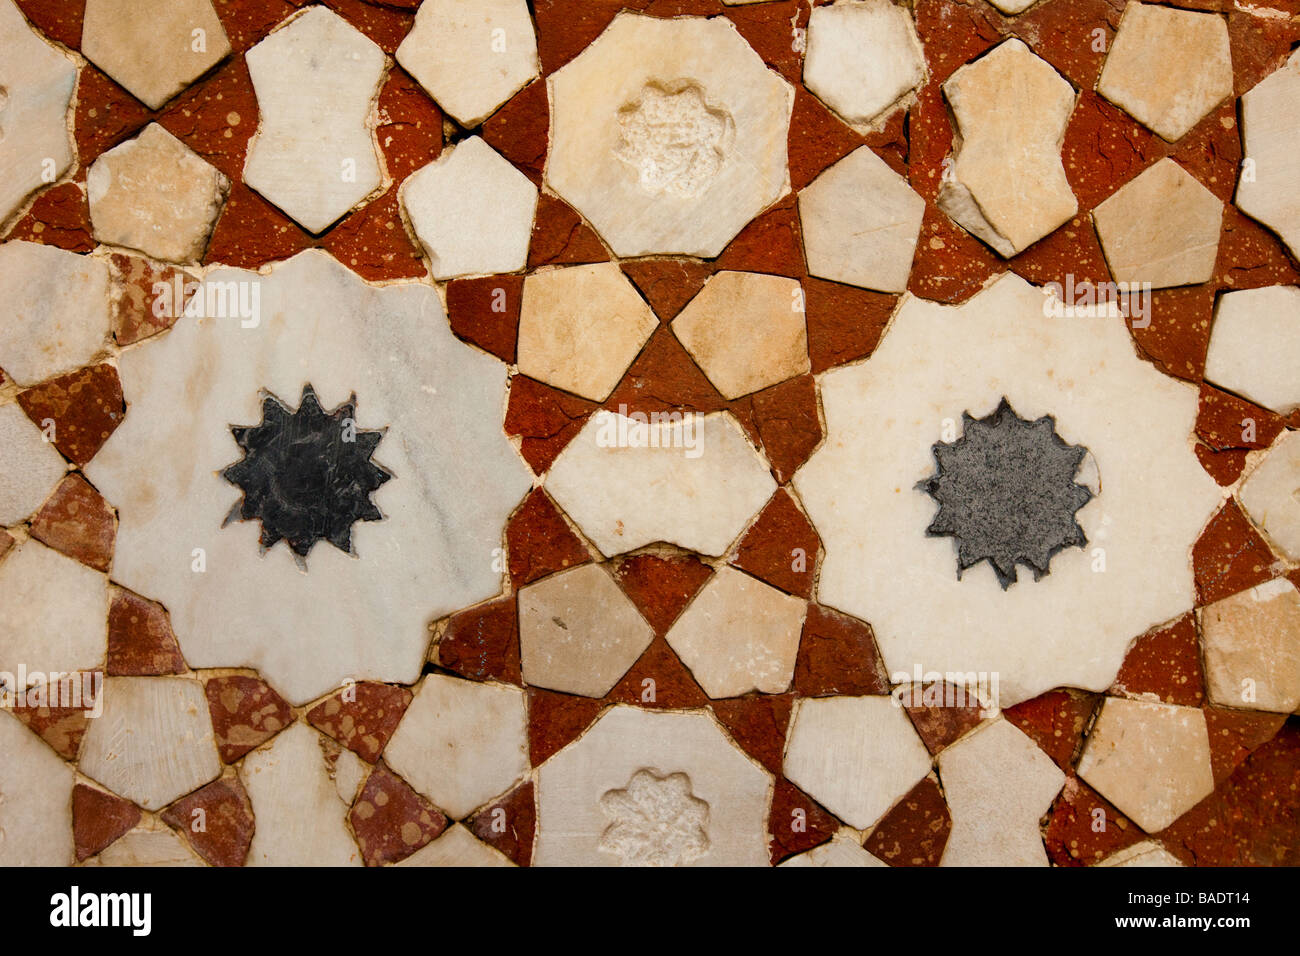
[0,710,75,865]
[0,0,76,226]
[0,401,67,525]
[535,706,771,866]
[83,821,203,867]
[243,7,384,233]
[1205,285,1300,415]
[546,410,777,557]
[777,830,887,867]
[0,538,106,681]
[396,0,539,128]
[1199,577,1300,714]
[1239,428,1300,561]
[1237,50,1300,260]
[546,12,792,257]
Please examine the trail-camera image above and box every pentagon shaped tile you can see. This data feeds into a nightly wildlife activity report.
[1237,50,1300,260]
[1239,428,1300,561]
[1199,578,1300,714]
[0,402,67,526]
[0,710,75,865]
[1205,286,1300,416]
[0,538,106,681]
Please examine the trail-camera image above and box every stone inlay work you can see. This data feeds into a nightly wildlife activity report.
[598,769,710,867]
[918,398,1094,590]
[221,385,391,565]
[614,83,733,200]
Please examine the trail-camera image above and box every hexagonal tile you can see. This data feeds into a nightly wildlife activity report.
[396,0,539,128]
[671,271,810,400]
[1097,1,1232,142]
[1094,159,1223,289]
[517,262,657,401]
[546,13,793,257]
[803,0,925,131]
[799,146,923,293]
[783,694,931,830]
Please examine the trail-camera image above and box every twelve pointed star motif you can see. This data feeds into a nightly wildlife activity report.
[221,384,392,567]
[917,397,1094,590]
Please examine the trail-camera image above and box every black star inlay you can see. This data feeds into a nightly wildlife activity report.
[221,384,391,567]
[917,397,1094,590]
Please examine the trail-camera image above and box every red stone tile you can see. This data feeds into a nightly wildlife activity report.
[1013,0,1123,91]
[1044,773,1145,866]
[750,374,821,483]
[1160,721,1300,865]
[1003,688,1101,771]
[1193,499,1278,606]
[528,194,609,269]
[10,699,92,760]
[504,374,597,474]
[865,110,910,180]
[1109,614,1205,707]
[914,0,1003,83]
[157,57,259,181]
[722,0,804,83]
[788,86,867,191]
[1129,284,1216,383]
[534,0,628,75]
[4,182,95,253]
[611,552,714,635]
[1197,384,1286,451]
[506,489,591,589]
[1215,205,1300,291]
[13,0,85,48]
[74,67,154,164]
[17,363,125,468]
[1204,707,1288,785]
[907,82,953,204]
[437,597,522,686]
[1195,443,1248,486]
[907,204,1003,304]
[903,685,987,754]
[212,0,298,52]
[446,274,522,363]
[1062,92,1160,211]
[309,0,413,55]
[161,776,255,867]
[713,196,804,278]
[376,67,442,183]
[604,327,730,418]
[349,762,447,866]
[621,259,713,322]
[865,775,952,867]
[204,182,312,268]
[107,588,187,677]
[322,188,426,281]
[1230,3,1300,97]
[731,489,820,598]
[1168,103,1241,204]
[605,636,709,709]
[803,277,895,373]
[28,474,115,573]
[204,675,293,763]
[306,682,412,763]
[73,783,140,863]
[793,604,890,698]
[768,777,838,865]
[1009,216,1112,290]
[108,255,194,346]
[468,781,536,867]
[526,687,603,766]
[0,531,14,563]
[483,80,547,187]
[712,693,793,775]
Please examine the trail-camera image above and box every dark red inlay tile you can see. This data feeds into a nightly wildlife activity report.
[732,488,820,598]
[446,274,522,364]
[18,363,125,468]
[768,777,838,865]
[1109,613,1204,707]
[306,682,412,763]
[528,193,609,269]
[712,692,794,775]
[469,781,536,867]
[483,80,548,186]
[73,783,140,863]
[204,675,293,763]
[1003,688,1101,771]
[793,604,890,698]
[5,182,94,252]
[527,686,604,767]
[107,588,187,677]
[1193,499,1278,606]
[506,488,591,589]
[865,774,952,867]
[505,374,598,474]
[29,473,115,573]
[350,762,448,866]
[437,597,521,686]
[611,552,714,636]
[1044,773,1144,866]
[161,776,255,867]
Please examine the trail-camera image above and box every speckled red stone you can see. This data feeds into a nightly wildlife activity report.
[161,776,255,867]
[204,675,293,763]
[1109,614,1204,708]
[1044,773,1145,867]
[322,188,426,281]
[17,363,125,468]
[1203,708,1289,785]
[864,775,952,867]
[1003,688,1101,772]
[1193,499,1277,606]
[349,762,447,866]
[904,686,987,755]
[611,552,713,635]
[793,604,890,698]
[5,182,94,253]
[768,777,838,865]
[109,254,194,346]
[506,489,591,589]
[13,0,84,49]
[306,682,413,763]
[73,783,140,863]
[437,597,522,686]
[74,67,154,165]
[107,588,187,677]
[1197,384,1286,450]
[29,473,116,573]
[469,781,536,867]
[731,489,820,598]
[10,697,94,761]
[157,57,259,181]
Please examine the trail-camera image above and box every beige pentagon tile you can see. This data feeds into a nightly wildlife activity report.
[800,146,924,293]
[1205,286,1300,416]
[937,40,1077,258]
[1199,578,1300,714]
[0,710,75,865]
[783,695,931,830]
[1077,698,1214,834]
[938,718,1064,866]
[88,124,228,265]
[519,563,654,698]
[803,0,925,131]
[1237,50,1300,260]
[1239,428,1300,561]
[0,538,106,681]
[665,566,806,698]
[671,271,809,400]
[1094,159,1223,289]
[81,0,230,111]
[79,676,221,811]
[1097,2,1232,142]
[0,402,67,526]
[396,0,539,128]
[517,263,657,401]
[384,674,528,820]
